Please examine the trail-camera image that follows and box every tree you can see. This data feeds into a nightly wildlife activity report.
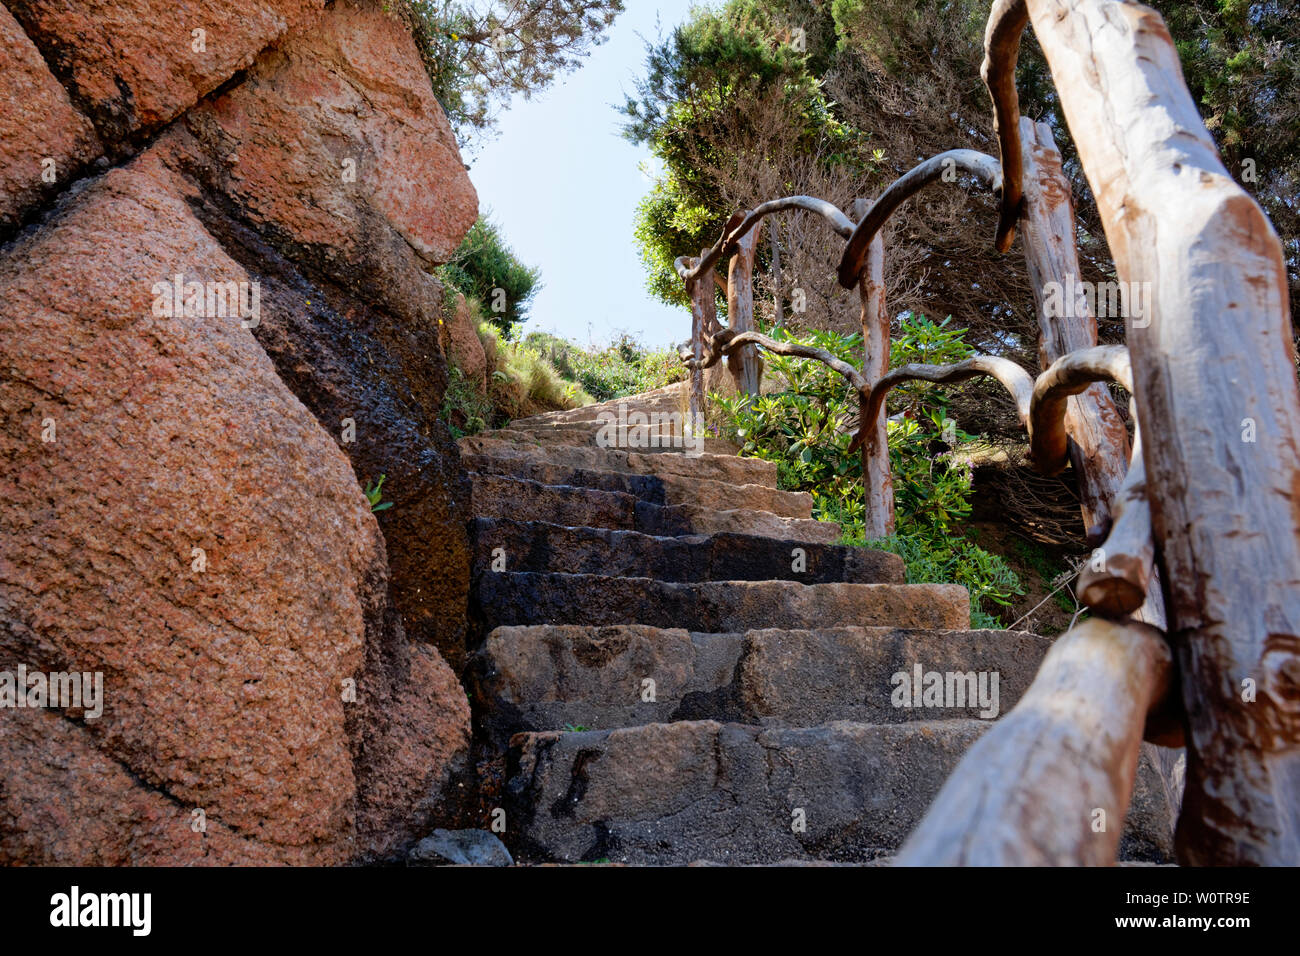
[625,0,1300,431]
[1147,0,1300,322]
[403,0,624,144]
[438,215,541,336]
[623,0,869,313]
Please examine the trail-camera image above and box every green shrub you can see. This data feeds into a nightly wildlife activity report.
[439,300,595,434]
[714,314,1024,625]
[440,364,494,438]
[437,216,540,337]
[524,332,686,401]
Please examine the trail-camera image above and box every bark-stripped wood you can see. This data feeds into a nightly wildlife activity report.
[676,195,853,285]
[1027,345,1133,476]
[837,150,1002,288]
[854,197,895,537]
[1079,421,1154,617]
[685,257,717,429]
[726,221,762,398]
[1028,0,1300,865]
[769,216,784,328]
[852,355,1034,456]
[1019,118,1132,538]
[897,617,1174,866]
[682,327,867,393]
[982,0,1027,252]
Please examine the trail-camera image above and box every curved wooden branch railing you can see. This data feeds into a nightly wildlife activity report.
[674,195,855,285]
[678,327,867,393]
[851,345,1152,620]
[851,355,1034,455]
[836,150,1002,288]
[982,0,1027,252]
[1028,0,1300,865]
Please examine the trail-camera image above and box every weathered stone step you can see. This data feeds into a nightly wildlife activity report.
[470,625,1047,746]
[459,436,778,488]
[468,518,903,583]
[504,718,982,864]
[469,473,837,542]
[471,572,969,638]
[503,719,1177,865]
[486,424,737,456]
[462,454,812,517]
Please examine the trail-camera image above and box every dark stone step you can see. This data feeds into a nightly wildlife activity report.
[462,454,812,517]
[469,473,839,543]
[468,518,903,583]
[458,436,779,488]
[470,571,968,641]
[504,719,1177,865]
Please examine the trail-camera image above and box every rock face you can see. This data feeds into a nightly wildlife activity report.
[444,293,488,392]
[0,4,101,231]
[0,0,477,864]
[6,0,326,146]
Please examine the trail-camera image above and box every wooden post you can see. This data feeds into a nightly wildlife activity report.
[1017,117,1165,628]
[769,216,784,328]
[687,255,718,434]
[726,222,763,398]
[854,198,895,538]
[1029,0,1300,865]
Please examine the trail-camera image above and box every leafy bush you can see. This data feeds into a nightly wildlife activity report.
[437,216,540,337]
[440,300,594,436]
[714,314,1023,625]
[524,332,686,401]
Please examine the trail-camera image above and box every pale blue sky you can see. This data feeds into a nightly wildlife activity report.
[465,1,701,349]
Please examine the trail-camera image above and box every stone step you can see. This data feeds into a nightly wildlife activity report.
[487,424,737,456]
[503,719,1177,865]
[459,436,779,488]
[468,518,903,583]
[470,625,1048,747]
[504,719,981,864]
[470,572,969,638]
[469,473,837,542]
[462,454,812,517]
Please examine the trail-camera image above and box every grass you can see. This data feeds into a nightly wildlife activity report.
[440,297,597,436]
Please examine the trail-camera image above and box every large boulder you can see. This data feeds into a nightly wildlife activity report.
[444,293,489,393]
[5,0,325,146]
[0,155,376,863]
[0,4,101,233]
[154,0,480,664]
[0,0,479,857]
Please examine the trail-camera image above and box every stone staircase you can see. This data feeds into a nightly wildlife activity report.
[459,384,1177,865]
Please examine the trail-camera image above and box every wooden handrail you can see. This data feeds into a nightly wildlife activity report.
[675,195,854,285]
[836,150,1002,288]
[982,0,1027,252]
[1026,0,1300,864]
[896,617,1175,865]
